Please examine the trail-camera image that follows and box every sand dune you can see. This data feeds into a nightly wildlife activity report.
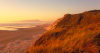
[28,10,100,53]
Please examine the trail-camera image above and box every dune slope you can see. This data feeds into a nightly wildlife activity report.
[28,10,100,53]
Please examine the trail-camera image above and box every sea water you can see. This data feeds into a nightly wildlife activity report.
[0,25,35,31]
[0,22,46,31]
[0,23,37,31]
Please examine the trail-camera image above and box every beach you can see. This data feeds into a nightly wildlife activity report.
[0,24,48,53]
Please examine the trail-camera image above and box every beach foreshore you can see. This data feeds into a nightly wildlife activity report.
[0,24,49,53]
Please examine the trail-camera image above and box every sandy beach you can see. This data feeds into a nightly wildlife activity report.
[0,24,48,52]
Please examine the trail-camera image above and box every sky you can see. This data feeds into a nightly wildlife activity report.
[0,0,100,23]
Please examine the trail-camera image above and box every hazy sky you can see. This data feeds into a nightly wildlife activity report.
[0,0,100,23]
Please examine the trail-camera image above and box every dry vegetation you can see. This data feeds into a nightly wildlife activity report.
[28,10,100,53]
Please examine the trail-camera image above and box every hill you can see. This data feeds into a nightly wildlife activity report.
[28,10,100,53]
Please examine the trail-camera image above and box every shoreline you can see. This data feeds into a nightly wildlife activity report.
[0,24,49,52]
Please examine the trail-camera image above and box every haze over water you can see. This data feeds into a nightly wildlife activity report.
[0,25,35,31]
[0,21,46,31]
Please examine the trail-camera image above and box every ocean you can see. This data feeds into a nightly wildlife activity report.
[0,22,46,31]
[0,25,35,31]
